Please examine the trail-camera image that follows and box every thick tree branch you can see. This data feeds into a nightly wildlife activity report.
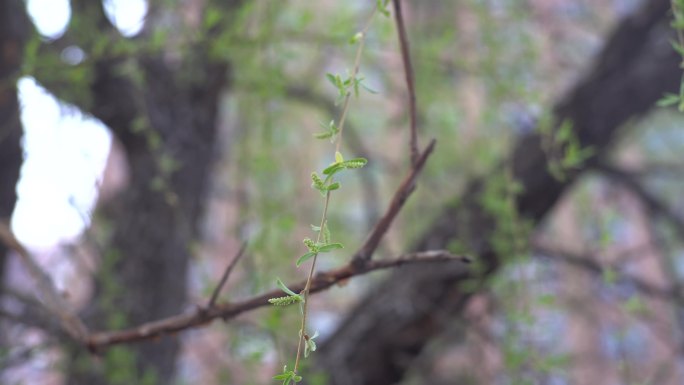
[0,223,88,341]
[85,250,470,348]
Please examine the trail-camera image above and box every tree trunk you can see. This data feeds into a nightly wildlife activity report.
[61,48,229,385]
[7,2,233,383]
[0,0,28,286]
[316,1,679,383]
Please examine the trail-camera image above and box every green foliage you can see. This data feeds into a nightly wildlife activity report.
[376,0,391,17]
[661,0,684,110]
[326,72,376,104]
[303,330,319,358]
[268,278,304,306]
[313,120,340,142]
[273,366,302,385]
[540,118,595,181]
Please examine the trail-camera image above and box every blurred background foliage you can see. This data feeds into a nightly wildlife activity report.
[2,0,684,384]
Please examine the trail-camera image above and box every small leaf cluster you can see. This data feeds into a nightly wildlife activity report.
[313,120,340,142]
[311,151,367,196]
[303,330,319,358]
[268,279,303,307]
[376,0,391,17]
[273,366,302,385]
[326,72,376,104]
[297,236,343,267]
[542,120,594,181]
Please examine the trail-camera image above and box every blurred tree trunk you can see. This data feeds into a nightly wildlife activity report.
[0,1,29,372]
[0,0,28,287]
[1,1,236,383]
[316,0,679,383]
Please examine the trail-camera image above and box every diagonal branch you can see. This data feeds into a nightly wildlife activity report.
[353,139,436,264]
[597,162,684,237]
[207,242,247,309]
[533,241,680,300]
[86,250,470,348]
[0,223,89,342]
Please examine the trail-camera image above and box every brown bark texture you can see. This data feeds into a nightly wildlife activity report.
[315,0,680,384]
[0,0,28,283]
[6,1,235,383]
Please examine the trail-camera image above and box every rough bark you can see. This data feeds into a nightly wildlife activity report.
[316,1,679,383]
[7,1,235,383]
[0,1,30,373]
[0,0,28,284]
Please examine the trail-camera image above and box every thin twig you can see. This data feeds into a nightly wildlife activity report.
[0,222,89,342]
[295,191,332,372]
[353,139,436,264]
[207,242,248,309]
[334,7,378,155]
[393,0,419,165]
[533,241,679,300]
[597,163,684,237]
[286,85,382,230]
[86,250,470,348]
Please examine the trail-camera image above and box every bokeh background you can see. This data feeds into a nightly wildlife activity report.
[2,0,684,384]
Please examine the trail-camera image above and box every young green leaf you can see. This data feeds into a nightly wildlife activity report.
[273,366,303,385]
[311,172,325,192]
[350,32,363,44]
[335,151,344,163]
[296,251,317,267]
[304,330,319,358]
[323,223,331,244]
[325,73,337,88]
[276,278,299,297]
[377,0,390,16]
[327,182,341,191]
[360,81,378,94]
[657,93,680,107]
[341,158,368,169]
[313,131,333,139]
[322,162,344,176]
[318,243,343,253]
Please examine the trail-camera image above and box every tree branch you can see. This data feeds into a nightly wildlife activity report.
[0,223,88,342]
[597,162,684,237]
[85,250,470,348]
[392,0,419,165]
[353,139,436,264]
[207,242,247,309]
[533,241,679,300]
